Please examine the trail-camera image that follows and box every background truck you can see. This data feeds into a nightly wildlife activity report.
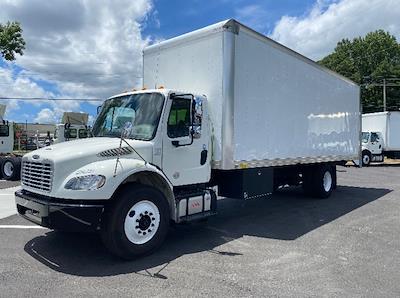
[361,111,400,165]
[0,104,22,181]
[0,109,91,180]
[16,19,360,259]
[53,112,91,144]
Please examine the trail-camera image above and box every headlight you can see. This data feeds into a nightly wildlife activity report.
[64,175,106,190]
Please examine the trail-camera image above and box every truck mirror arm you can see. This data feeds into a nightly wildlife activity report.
[171,129,194,147]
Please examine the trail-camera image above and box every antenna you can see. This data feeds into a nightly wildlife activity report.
[113,122,147,177]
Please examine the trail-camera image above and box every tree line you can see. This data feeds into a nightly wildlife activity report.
[319,30,400,113]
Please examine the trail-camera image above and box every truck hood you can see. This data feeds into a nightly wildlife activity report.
[23,137,153,164]
[22,137,154,197]
[22,137,153,198]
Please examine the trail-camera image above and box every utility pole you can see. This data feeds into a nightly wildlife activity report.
[383,78,386,111]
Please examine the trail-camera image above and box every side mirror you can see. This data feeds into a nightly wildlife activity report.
[191,125,201,139]
[191,97,203,139]
[172,127,193,147]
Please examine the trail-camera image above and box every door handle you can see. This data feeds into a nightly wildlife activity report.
[200,149,208,165]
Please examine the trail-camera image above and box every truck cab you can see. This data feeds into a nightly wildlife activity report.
[361,131,384,165]
[0,120,13,154]
[53,124,91,144]
[16,89,213,258]
[0,104,13,154]
[0,104,21,181]
[53,112,91,144]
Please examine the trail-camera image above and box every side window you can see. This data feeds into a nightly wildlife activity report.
[168,99,191,138]
[0,124,9,137]
[371,133,379,143]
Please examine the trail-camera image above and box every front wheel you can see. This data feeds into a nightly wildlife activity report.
[362,151,371,166]
[101,185,170,259]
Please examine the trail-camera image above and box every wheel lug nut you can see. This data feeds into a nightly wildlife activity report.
[128,211,135,217]
[151,224,154,227]
[152,217,155,220]
[145,211,148,215]
[138,231,142,234]
[135,226,139,229]
[136,219,139,222]
[148,229,152,232]
[149,213,153,216]
[143,232,147,235]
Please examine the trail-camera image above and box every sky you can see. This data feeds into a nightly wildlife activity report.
[0,0,399,124]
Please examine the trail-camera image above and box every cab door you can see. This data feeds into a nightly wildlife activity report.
[162,93,210,186]
[369,132,382,155]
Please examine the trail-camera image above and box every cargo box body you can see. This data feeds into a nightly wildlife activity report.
[144,19,360,170]
[362,112,400,151]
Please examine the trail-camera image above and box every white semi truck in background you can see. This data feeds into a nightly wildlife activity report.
[0,108,91,180]
[0,104,21,180]
[53,112,91,144]
[361,111,400,165]
[16,20,360,259]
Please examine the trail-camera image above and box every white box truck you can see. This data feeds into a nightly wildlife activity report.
[15,20,360,259]
[361,111,400,165]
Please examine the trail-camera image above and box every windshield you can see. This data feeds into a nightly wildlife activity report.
[362,132,370,143]
[92,93,164,140]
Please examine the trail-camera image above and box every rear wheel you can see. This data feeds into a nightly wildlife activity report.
[303,164,335,199]
[101,185,170,259]
[1,157,21,181]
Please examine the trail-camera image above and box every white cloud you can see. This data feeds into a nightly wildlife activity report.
[34,108,56,124]
[0,0,153,99]
[0,66,54,116]
[271,0,400,60]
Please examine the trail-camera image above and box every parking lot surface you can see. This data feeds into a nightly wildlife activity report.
[0,166,399,297]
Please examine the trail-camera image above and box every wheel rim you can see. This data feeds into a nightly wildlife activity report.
[124,200,161,245]
[323,171,332,192]
[363,155,370,165]
[3,161,14,177]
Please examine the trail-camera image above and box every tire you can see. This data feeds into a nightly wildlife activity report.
[101,184,170,260]
[361,150,371,167]
[302,164,334,199]
[1,157,21,181]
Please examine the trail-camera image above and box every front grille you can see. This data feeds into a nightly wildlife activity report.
[21,161,53,192]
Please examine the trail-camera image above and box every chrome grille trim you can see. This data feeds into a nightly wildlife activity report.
[21,161,53,192]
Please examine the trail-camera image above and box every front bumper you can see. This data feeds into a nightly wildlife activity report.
[15,189,105,232]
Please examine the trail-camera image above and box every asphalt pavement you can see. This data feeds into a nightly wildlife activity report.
[0,166,399,297]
